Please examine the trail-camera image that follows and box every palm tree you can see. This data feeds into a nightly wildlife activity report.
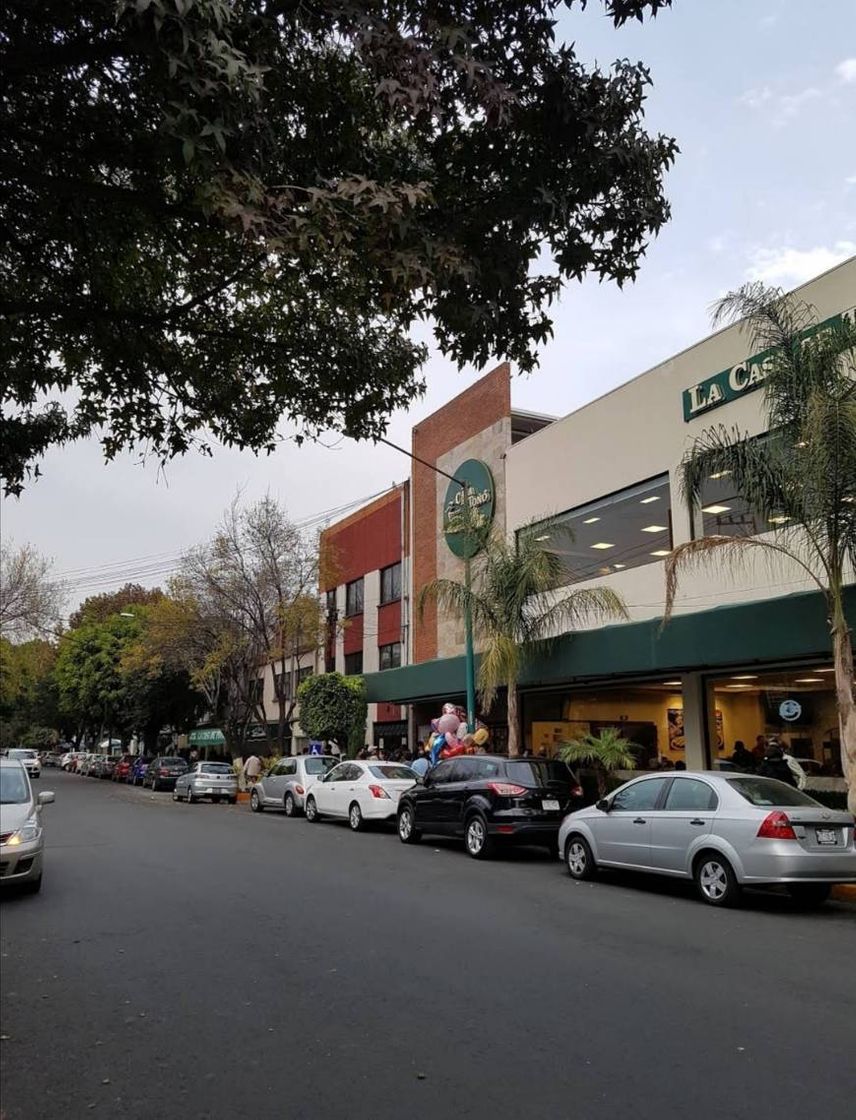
[663,281,856,811]
[419,520,627,756]
[559,728,638,797]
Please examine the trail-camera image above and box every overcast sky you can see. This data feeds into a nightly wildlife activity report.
[4,0,856,611]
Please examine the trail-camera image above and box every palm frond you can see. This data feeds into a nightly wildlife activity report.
[662,534,827,627]
[527,586,628,646]
[560,728,638,772]
[418,578,497,638]
[477,634,519,709]
[711,281,814,359]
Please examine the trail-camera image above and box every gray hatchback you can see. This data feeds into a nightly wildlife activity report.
[173,762,238,804]
[250,755,338,816]
[558,771,856,907]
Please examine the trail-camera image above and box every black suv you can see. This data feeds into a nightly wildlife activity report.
[397,755,582,859]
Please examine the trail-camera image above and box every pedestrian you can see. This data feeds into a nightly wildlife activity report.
[674,760,686,771]
[783,749,808,790]
[757,743,797,787]
[242,752,262,786]
[730,740,755,771]
[410,751,430,779]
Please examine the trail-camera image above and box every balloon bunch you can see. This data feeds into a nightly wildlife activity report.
[428,702,490,765]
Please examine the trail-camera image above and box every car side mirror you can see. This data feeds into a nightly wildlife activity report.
[595,798,610,812]
[38,791,55,806]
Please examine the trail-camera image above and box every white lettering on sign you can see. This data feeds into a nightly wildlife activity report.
[728,364,749,392]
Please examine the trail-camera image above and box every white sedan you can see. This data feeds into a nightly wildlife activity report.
[304,761,417,831]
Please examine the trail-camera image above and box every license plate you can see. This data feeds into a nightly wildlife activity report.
[816,828,838,845]
[542,799,560,811]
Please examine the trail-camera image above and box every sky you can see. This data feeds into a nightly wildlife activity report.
[3,0,856,611]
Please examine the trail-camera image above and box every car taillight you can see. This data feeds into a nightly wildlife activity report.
[487,782,527,797]
[571,786,583,797]
[368,784,390,799]
[295,785,305,795]
[757,810,797,840]
[159,768,168,775]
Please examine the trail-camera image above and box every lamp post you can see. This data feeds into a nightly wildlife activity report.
[377,436,479,733]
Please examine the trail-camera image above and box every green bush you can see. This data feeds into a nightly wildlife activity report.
[298,673,366,757]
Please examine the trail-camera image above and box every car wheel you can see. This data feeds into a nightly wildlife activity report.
[305,795,319,822]
[284,792,298,817]
[172,787,180,802]
[250,789,263,813]
[348,802,364,832]
[22,874,43,895]
[565,835,597,880]
[228,797,237,805]
[694,852,741,907]
[398,804,421,844]
[464,813,493,860]
[787,883,831,908]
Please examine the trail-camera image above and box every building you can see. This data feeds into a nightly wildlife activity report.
[366,256,856,778]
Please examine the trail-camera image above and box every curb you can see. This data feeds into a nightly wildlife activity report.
[831,884,856,902]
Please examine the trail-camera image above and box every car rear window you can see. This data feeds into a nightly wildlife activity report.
[304,757,337,775]
[201,764,233,775]
[505,760,575,786]
[726,777,822,808]
[368,765,415,780]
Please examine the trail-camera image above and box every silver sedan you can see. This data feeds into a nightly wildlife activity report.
[173,762,238,805]
[558,771,856,907]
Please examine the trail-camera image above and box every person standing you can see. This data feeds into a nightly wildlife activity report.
[242,752,262,786]
[783,749,808,790]
[758,744,797,787]
[730,741,756,771]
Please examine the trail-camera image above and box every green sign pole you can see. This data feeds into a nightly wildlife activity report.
[463,556,476,733]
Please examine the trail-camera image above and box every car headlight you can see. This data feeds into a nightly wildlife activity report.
[5,823,42,846]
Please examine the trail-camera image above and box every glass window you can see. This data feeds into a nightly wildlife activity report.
[505,760,575,786]
[694,471,766,540]
[664,778,718,811]
[298,665,313,684]
[726,777,822,808]
[531,474,672,584]
[200,763,233,775]
[344,651,363,675]
[304,757,337,775]
[326,764,350,782]
[369,765,415,780]
[380,562,402,604]
[379,642,401,671]
[0,767,30,804]
[611,777,669,811]
[428,761,455,785]
[326,589,336,613]
[345,578,364,617]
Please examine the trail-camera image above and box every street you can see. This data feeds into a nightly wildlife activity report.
[1,772,854,1120]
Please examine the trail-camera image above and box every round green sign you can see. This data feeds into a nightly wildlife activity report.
[443,459,495,559]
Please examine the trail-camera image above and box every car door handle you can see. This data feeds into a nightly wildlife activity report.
[633,817,646,824]
[690,818,706,826]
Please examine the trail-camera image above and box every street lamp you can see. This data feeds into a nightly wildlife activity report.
[377,437,479,733]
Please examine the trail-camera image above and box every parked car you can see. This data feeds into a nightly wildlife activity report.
[173,762,238,804]
[112,755,134,782]
[143,756,188,791]
[397,755,583,858]
[43,752,62,768]
[60,752,85,772]
[250,754,339,816]
[5,749,41,780]
[95,755,117,779]
[305,760,418,830]
[130,756,153,786]
[558,771,856,908]
[79,754,105,777]
[0,759,55,893]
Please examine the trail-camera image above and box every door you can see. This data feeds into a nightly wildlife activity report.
[414,760,455,829]
[594,777,670,868]
[314,763,348,815]
[648,777,718,873]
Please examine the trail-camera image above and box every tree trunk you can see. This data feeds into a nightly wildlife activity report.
[832,622,856,814]
[506,682,520,757]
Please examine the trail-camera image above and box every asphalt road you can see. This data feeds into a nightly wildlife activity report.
[1,771,854,1120]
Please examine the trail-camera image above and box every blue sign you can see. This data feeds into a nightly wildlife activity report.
[778,699,802,723]
[309,741,324,755]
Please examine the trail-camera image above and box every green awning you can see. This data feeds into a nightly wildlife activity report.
[188,728,226,746]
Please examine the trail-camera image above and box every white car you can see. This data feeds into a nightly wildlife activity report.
[304,761,417,831]
[6,748,41,779]
[0,759,55,893]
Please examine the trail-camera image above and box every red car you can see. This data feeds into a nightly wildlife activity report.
[112,755,133,782]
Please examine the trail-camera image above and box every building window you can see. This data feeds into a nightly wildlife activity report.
[694,471,766,540]
[344,651,363,675]
[345,578,364,616]
[326,588,337,614]
[379,642,402,670]
[248,677,264,705]
[532,474,672,584]
[298,665,313,684]
[273,672,289,700]
[380,562,402,604]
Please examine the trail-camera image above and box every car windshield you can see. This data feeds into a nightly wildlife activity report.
[1,768,30,804]
[505,760,575,786]
[8,749,37,759]
[368,765,415,780]
[201,764,233,775]
[726,777,823,808]
[304,757,337,775]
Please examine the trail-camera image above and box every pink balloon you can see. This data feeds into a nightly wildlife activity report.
[438,713,459,735]
[445,731,458,748]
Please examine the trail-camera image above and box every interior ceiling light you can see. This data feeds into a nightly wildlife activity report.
[794,677,823,683]
[612,563,626,569]
[590,542,614,550]
[534,534,550,541]
[702,504,731,514]
[650,549,670,557]
[731,674,758,680]
[582,516,601,524]
[641,524,668,533]
[662,680,682,686]
[640,496,661,504]
[709,470,732,479]
[817,668,835,673]
[768,515,791,524]
[725,684,753,689]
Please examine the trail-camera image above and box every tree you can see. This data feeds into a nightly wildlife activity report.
[560,727,637,797]
[0,636,62,748]
[0,541,64,639]
[663,283,856,811]
[1,0,677,494]
[298,673,367,757]
[68,583,163,629]
[419,521,627,756]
